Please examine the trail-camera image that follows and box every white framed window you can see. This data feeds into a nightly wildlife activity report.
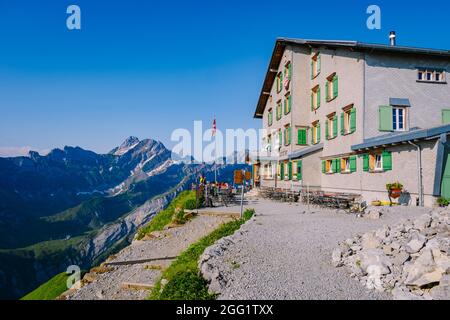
[393,107,406,131]
[311,53,321,78]
[374,154,383,171]
[326,159,333,174]
[341,157,350,173]
[417,69,446,83]
[264,163,273,179]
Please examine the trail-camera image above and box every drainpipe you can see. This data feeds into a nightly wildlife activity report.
[408,141,424,206]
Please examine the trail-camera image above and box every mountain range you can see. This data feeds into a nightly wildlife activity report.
[0,137,247,299]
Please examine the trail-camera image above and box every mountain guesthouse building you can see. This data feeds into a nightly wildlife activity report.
[253,36,450,207]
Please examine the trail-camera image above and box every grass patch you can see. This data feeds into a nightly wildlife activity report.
[136,191,198,240]
[150,208,254,300]
[21,272,70,300]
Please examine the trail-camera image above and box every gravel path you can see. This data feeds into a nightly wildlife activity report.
[67,214,233,300]
[203,200,430,300]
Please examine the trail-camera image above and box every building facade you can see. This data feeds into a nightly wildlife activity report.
[254,38,450,207]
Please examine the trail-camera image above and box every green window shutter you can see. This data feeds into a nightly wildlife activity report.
[317,87,321,108]
[311,128,314,144]
[279,132,282,147]
[283,129,286,146]
[442,109,450,124]
[331,159,337,173]
[288,162,292,180]
[325,81,329,101]
[283,100,287,115]
[340,113,344,135]
[379,105,393,131]
[350,156,357,172]
[288,127,291,144]
[310,93,314,111]
[325,119,329,140]
[297,161,302,180]
[333,116,338,138]
[336,158,341,173]
[382,151,392,171]
[288,95,292,113]
[280,162,284,179]
[363,154,369,172]
[310,61,314,79]
[322,160,326,173]
[350,108,356,133]
[333,74,339,98]
[297,129,306,145]
[317,122,321,142]
[276,76,279,92]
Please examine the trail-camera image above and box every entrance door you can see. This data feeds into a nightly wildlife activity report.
[441,149,450,198]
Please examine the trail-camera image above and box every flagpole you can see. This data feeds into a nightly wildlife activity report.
[213,117,217,184]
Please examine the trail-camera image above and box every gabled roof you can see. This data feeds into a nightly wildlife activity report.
[254,38,450,119]
[351,123,450,151]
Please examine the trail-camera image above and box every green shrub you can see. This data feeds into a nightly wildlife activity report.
[159,270,216,300]
[437,197,449,207]
[172,209,187,225]
[184,198,199,210]
[243,208,255,221]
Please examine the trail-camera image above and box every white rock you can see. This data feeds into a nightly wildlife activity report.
[405,238,425,254]
[331,248,343,267]
[357,249,392,275]
[361,232,381,249]
[413,214,432,231]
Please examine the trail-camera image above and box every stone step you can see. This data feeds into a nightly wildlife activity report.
[121,282,154,290]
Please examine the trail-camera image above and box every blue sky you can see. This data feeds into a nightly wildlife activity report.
[1,0,449,156]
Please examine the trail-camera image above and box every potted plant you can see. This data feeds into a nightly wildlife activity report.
[386,182,403,206]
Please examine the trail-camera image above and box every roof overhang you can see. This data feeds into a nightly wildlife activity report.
[351,124,450,151]
[254,38,450,119]
[288,143,323,160]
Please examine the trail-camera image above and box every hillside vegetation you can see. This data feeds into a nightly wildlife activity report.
[150,208,255,300]
[21,272,70,300]
[136,190,199,239]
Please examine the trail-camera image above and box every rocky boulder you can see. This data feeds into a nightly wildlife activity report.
[332,208,450,299]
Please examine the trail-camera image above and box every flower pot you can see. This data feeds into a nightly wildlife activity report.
[389,188,402,199]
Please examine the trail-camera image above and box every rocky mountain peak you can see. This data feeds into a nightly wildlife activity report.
[112,136,140,156]
[120,136,140,149]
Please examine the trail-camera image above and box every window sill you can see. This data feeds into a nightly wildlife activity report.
[311,72,320,80]
[340,170,352,174]
[326,96,338,103]
[416,80,447,84]
[342,130,355,136]
[326,135,337,141]
[368,169,385,173]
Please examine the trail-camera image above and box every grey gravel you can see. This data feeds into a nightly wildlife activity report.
[201,200,429,300]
